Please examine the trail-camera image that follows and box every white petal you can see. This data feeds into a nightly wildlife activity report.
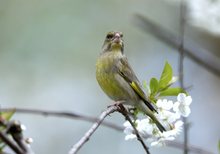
[169,76,178,84]
[151,141,161,147]
[140,118,150,124]
[123,121,131,127]
[124,127,133,134]
[151,138,165,147]
[156,99,173,110]
[164,100,173,110]
[173,102,180,112]
[165,136,175,141]
[125,134,136,140]
[177,93,186,102]
[181,106,191,117]
[167,112,181,123]
[156,99,163,108]
[175,120,183,128]
[21,124,27,131]
[146,137,155,143]
[137,118,154,135]
[185,96,192,105]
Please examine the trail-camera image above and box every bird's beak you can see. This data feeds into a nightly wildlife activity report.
[113,33,122,44]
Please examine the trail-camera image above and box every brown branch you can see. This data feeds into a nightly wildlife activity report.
[68,105,119,154]
[0,131,23,154]
[8,120,34,154]
[0,120,34,154]
[69,103,150,154]
[1,107,214,154]
[0,108,123,132]
[117,104,150,154]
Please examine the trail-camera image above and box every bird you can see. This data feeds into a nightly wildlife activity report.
[96,31,166,132]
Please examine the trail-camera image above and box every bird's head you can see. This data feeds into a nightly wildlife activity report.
[102,31,124,54]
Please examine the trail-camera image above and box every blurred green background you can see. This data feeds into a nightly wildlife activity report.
[0,0,220,153]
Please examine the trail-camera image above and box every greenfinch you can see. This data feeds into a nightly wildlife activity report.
[96,31,166,132]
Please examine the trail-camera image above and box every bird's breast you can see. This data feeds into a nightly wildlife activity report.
[96,52,139,103]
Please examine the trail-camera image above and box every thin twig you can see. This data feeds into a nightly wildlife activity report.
[68,105,119,154]
[0,131,23,154]
[117,104,150,154]
[179,1,188,154]
[1,107,213,154]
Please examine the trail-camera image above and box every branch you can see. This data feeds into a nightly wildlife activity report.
[178,2,189,154]
[8,120,34,154]
[0,131,23,154]
[117,104,150,154]
[69,103,150,154]
[68,105,119,154]
[0,108,123,132]
[0,120,34,154]
[1,107,213,154]
[133,14,220,77]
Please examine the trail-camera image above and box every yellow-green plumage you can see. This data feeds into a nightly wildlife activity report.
[96,31,166,132]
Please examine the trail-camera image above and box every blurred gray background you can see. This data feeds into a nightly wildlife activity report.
[0,0,220,154]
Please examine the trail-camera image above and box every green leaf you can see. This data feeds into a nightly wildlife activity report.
[218,140,220,154]
[142,80,147,89]
[150,78,159,95]
[142,80,151,95]
[1,109,15,121]
[159,62,173,90]
[159,87,186,97]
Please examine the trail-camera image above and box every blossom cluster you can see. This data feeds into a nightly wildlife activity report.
[123,93,192,147]
[164,0,220,35]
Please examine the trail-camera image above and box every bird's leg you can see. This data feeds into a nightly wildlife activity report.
[107,100,125,108]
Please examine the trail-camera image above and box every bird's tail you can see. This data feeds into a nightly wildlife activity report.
[150,113,166,132]
[137,102,166,132]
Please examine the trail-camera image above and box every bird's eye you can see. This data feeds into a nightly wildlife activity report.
[120,33,123,37]
[106,33,114,39]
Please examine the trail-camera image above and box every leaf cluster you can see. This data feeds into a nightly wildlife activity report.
[148,62,186,103]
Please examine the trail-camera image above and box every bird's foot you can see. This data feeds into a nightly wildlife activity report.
[107,100,125,108]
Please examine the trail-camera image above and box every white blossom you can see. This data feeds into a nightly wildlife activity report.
[123,93,192,147]
[150,120,183,147]
[162,120,183,137]
[156,99,180,123]
[173,93,192,117]
[123,121,137,140]
[136,118,154,136]
[157,99,173,110]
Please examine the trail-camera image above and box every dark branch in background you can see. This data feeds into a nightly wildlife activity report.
[1,107,213,154]
[68,105,119,154]
[1,108,122,132]
[178,2,189,154]
[133,14,220,77]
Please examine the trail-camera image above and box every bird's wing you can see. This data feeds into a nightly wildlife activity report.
[117,56,157,112]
